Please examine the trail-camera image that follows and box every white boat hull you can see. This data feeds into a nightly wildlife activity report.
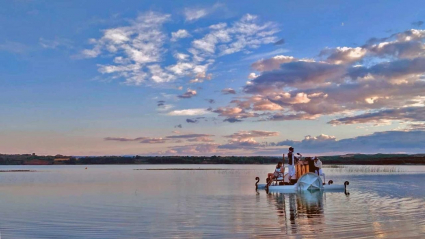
[257,183,346,192]
[256,173,349,192]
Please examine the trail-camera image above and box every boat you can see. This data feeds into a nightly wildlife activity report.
[255,157,350,193]
[256,172,349,193]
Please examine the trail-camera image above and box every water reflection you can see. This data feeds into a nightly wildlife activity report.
[267,191,325,235]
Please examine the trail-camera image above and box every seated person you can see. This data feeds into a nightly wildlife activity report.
[314,157,325,182]
[267,161,284,186]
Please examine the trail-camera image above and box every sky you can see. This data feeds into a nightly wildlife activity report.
[1,0,425,156]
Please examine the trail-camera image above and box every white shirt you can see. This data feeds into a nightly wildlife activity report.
[314,159,322,168]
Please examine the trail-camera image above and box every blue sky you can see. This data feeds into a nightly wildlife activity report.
[1,0,425,156]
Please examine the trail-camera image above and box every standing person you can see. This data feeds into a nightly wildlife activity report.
[314,157,325,182]
[308,156,316,173]
[287,147,299,181]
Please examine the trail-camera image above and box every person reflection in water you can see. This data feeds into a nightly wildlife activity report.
[268,191,325,235]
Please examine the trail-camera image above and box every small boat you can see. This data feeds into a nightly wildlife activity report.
[256,172,349,193]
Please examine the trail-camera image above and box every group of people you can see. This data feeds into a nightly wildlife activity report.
[267,147,324,186]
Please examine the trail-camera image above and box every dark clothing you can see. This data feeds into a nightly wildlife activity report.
[308,158,316,173]
[288,152,298,165]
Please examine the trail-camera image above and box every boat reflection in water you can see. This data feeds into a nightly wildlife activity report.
[267,190,325,235]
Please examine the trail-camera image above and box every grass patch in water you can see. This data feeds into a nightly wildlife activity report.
[324,165,404,173]
[134,168,244,170]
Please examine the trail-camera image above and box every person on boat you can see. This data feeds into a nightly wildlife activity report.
[267,161,285,186]
[287,147,299,181]
[314,157,325,182]
[308,156,316,173]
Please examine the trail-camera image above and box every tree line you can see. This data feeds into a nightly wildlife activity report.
[1,153,424,165]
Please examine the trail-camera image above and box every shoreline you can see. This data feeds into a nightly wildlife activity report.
[2,163,425,166]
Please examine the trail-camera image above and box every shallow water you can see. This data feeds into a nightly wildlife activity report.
[0,165,425,238]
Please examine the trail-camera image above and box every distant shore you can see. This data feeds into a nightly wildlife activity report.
[1,153,425,165]
[0,170,34,172]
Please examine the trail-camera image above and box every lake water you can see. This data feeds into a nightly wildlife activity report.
[1,165,425,238]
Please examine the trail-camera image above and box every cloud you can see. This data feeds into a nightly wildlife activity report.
[242,48,289,61]
[174,124,183,128]
[212,107,258,119]
[218,138,261,149]
[245,61,346,93]
[173,52,190,61]
[191,14,279,56]
[211,102,266,122]
[221,88,236,94]
[268,92,311,105]
[248,73,258,79]
[274,38,285,45]
[216,28,425,125]
[224,130,279,140]
[168,108,211,116]
[188,137,214,142]
[166,133,213,139]
[223,117,243,123]
[251,55,296,71]
[183,3,225,22]
[368,41,425,59]
[274,130,425,154]
[139,138,167,144]
[171,29,191,41]
[405,123,425,131]
[166,143,219,155]
[262,113,319,121]
[104,136,166,143]
[186,117,207,123]
[189,78,202,83]
[186,118,198,123]
[157,100,165,107]
[81,11,171,85]
[104,137,145,142]
[148,64,176,83]
[0,41,31,54]
[80,12,211,86]
[82,11,279,87]
[39,37,73,49]
[184,8,208,22]
[230,96,283,111]
[328,107,425,125]
[319,47,367,64]
[167,133,214,143]
[218,130,278,150]
[178,89,197,98]
[156,100,174,111]
[106,132,215,147]
[348,57,425,81]
[188,72,212,83]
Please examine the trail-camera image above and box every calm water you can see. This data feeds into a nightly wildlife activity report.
[1,165,425,238]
